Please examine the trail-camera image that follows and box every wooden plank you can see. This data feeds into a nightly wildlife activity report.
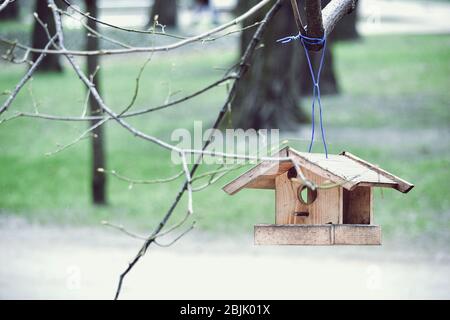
[274,168,341,225]
[291,152,392,187]
[223,146,413,196]
[356,182,397,189]
[254,224,333,245]
[370,186,374,224]
[340,151,414,193]
[298,168,341,225]
[254,224,381,245]
[289,148,413,190]
[334,225,381,245]
[275,172,297,224]
[244,175,277,190]
[222,160,290,194]
[222,148,291,195]
[288,150,355,190]
[338,186,343,224]
[343,186,372,224]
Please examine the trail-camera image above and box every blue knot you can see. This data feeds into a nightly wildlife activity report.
[276,33,301,44]
[277,32,325,45]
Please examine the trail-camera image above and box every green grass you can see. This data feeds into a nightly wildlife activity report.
[0,34,449,244]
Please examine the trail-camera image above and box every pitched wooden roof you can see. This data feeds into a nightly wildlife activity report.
[223,147,414,195]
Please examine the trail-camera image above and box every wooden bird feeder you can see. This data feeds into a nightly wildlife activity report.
[223,147,414,245]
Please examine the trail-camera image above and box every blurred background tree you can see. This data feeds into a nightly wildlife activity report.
[31,0,63,72]
[232,0,357,130]
[329,0,358,41]
[85,0,107,205]
[0,0,19,20]
[149,0,177,27]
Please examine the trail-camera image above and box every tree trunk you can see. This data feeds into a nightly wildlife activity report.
[0,1,19,20]
[232,0,308,130]
[149,0,177,27]
[31,0,63,72]
[85,0,106,205]
[232,0,342,130]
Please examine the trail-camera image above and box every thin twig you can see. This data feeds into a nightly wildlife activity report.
[7,75,236,122]
[3,0,273,57]
[99,168,184,185]
[154,222,196,247]
[62,0,188,39]
[102,221,147,240]
[0,35,57,116]
[289,0,306,35]
[113,0,284,300]
[59,9,133,49]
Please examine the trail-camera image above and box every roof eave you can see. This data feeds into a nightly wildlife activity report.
[222,147,291,195]
[340,151,414,194]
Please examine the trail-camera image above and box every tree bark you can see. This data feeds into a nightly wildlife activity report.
[300,0,359,94]
[232,0,307,130]
[298,0,339,95]
[324,0,358,41]
[149,0,177,28]
[0,0,19,20]
[232,0,339,130]
[31,0,63,72]
[85,0,106,205]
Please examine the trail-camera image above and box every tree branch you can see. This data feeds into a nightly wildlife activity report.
[6,75,236,122]
[112,0,284,300]
[1,0,274,57]
[322,0,358,36]
[0,0,11,13]
[294,0,358,51]
[305,0,324,38]
[0,35,57,116]
[289,0,306,35]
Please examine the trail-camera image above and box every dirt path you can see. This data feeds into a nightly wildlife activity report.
[0,216,448,300]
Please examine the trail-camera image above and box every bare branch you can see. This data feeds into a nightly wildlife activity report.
[99,168,184,186]
[154,222,195,247]
[113,0,284,300]
[2,0,273,57]
[322,0,358,36]
[289,0,306,35]
[0,35,57,116]
[59,9,133,49]
[102,221,147,240]
[45,117,108,156]
[0,0,11,13]
[288,0,358,50]
[62,0,187,39]
[7,75,236,122]
[102,219,195,247]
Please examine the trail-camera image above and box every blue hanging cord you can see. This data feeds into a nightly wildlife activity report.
[277,32,328,158]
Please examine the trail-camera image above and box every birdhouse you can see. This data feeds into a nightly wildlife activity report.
[223,147,413,245]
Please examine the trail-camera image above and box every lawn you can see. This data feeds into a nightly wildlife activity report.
[0,33,449,244]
